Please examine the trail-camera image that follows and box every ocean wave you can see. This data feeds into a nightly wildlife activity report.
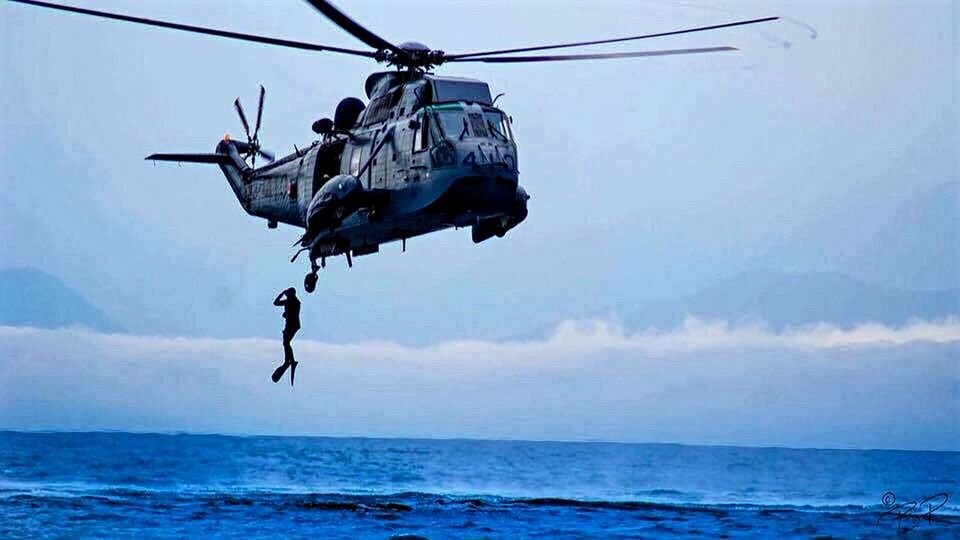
[5,476,959,518]
[5,486,945,517]
[7,489,959,539]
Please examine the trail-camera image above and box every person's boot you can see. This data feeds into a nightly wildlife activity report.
[271,361,290,383]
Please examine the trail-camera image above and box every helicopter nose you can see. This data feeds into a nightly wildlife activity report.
[458,143,517,173]
[443,171,519,217]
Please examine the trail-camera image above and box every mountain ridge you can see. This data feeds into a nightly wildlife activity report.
[0,267,119,332]
[509,269,959,341]
[620,269,958,332]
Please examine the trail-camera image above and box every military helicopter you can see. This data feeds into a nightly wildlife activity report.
[10,0,778,293]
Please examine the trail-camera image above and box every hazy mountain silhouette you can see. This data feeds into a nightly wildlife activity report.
[2,266,955,340]
[843,181,959,289]
[506,269,958,341]
[620,269,958,331]
[759,181,958,290]
[0,267,119,332]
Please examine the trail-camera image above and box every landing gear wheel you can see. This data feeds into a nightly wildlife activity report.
[304,272,318,293]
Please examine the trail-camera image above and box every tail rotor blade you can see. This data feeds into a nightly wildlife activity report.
[254,85,265,140]
[257,148,275,162]
[234,98,251,140]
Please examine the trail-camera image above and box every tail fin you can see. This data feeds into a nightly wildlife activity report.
[146,140,252,212]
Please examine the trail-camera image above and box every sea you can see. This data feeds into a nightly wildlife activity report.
[1,432,957,538]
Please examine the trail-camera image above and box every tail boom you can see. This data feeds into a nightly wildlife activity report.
[146,140,251,214]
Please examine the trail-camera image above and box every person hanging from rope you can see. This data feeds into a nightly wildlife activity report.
[271,287,301,386]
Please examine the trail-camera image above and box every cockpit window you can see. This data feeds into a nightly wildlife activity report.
[435,109,466,139]
[431,104,513,142]
[413,112,443,152]
[484,111,512,142]
[467,112,488,138]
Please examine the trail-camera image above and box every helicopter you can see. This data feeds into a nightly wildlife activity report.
[10,0,778,293]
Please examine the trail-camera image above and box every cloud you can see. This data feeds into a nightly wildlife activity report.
[0,319,957,451]
[544,317,960,350]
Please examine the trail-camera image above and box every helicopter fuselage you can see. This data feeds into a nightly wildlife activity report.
[222,72,529,267]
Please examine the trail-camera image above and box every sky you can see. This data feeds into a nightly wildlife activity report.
[1,0,957,447]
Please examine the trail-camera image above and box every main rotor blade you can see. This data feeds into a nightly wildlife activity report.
[8,0,376,57]
[303,0,407,58]
[254,85,265,140]
[446,17,778,60]
[235,99,251,140]
[450,47,738,63]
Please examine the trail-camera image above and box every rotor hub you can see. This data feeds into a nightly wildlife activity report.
[381,41,446,70]
[398,41,430,53]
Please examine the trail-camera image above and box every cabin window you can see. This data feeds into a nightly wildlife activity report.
[363,95,388,126]
[363,87,403,126]
[350,146,362,175]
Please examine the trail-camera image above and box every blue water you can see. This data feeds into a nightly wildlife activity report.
[1,433,957,538]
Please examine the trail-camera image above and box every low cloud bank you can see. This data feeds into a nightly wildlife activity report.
[1,319,957,450]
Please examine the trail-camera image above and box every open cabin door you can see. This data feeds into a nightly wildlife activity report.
[313,139,347,195]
